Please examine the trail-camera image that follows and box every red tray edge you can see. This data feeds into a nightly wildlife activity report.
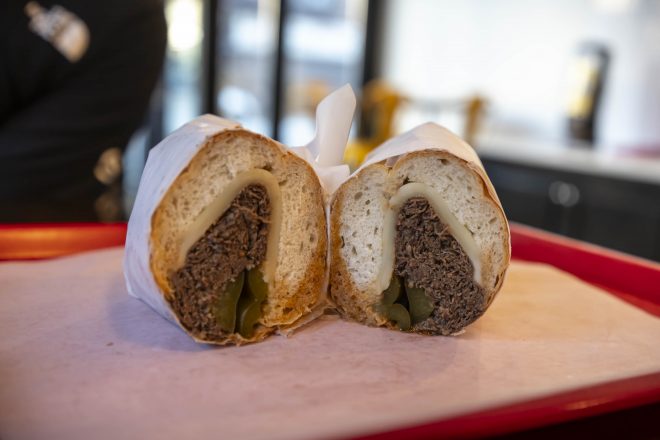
[351,372,660,440]
[510,223,660,316]
[1,222,659,437]
[0,223,127,261]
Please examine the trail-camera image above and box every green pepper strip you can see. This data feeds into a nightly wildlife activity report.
[213,271,245,333]
[405,284,434,325]
[376,275,435,330]
[375,275,413,331]
[388,303,411,331]
[236,268,268,338]
[382,275,402,305]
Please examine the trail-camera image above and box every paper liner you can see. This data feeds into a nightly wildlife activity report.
[337,122,511,312]
[360,122,505,212]
[124,115,240,325]
[3,250,660,440]
[124,86,356,342]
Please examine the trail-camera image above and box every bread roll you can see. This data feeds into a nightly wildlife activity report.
[329,123,510,335]
[124,115,327,345]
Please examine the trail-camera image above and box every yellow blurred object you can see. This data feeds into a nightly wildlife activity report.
[464,95,485,146]
[567,59,598,118]
[287,80,331,114]
[344,80,486,170]
[344,80,405,170]
[343,138,378,169]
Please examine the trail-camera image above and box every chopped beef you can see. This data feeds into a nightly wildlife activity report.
[169,184,270,338]
[395,197,485,335]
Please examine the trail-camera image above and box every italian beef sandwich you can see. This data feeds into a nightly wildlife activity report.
[330,123,510,335]
[124,115,327,345]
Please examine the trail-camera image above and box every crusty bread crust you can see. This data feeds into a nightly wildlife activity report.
[330,150,510,334]
[150,128,327,345]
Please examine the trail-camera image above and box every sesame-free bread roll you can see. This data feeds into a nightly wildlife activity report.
[124,115,327,345]
[330,123,510,335]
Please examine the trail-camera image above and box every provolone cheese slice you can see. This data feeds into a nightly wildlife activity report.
[177,169,282,284]
[378,182,481,291]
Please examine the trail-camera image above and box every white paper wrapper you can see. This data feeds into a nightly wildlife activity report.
[360,122,504,209]
[123,85,356,339]
[357,121,510,264]
[331,122,511,329]
[124,115,240,324]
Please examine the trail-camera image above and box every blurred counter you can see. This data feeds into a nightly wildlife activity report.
[475,135,660,185]
[473,135,660,262]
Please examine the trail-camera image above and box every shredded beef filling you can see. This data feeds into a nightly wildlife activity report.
[394,197,485,335]
[169,184,270,338]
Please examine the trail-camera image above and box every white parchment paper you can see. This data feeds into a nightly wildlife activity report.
[336,122,511,299]
[124,85,356,331]
[124,115,240,323]
[1,248,659,440]
[357,121,504,215]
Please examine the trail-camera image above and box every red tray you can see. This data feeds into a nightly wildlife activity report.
[1,222,659,438]
[0,222,127,261]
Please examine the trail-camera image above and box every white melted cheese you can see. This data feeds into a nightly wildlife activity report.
[378,182,481,291]
[177,169,282,283]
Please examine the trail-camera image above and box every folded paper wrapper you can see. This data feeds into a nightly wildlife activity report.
[1,248,659,439]
[124,85,508,336]
[360,120,505,211]
[124,85,356,332]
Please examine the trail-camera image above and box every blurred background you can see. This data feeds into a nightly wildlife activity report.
[4,0,660,261]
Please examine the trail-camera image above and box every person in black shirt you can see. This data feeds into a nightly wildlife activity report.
[0,0,166,221]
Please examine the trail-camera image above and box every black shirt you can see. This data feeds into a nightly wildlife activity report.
[0,0,166,220]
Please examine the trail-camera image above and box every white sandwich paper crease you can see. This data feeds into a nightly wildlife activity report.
[124,85,356,334]
[124,83,507,340]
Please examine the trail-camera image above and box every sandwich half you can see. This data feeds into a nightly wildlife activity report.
[125,115,327,345]
[330,123,510,335]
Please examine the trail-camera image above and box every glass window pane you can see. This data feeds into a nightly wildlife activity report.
[279,0,368,146]
[216,0,279,136]
[163,0,204,135]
